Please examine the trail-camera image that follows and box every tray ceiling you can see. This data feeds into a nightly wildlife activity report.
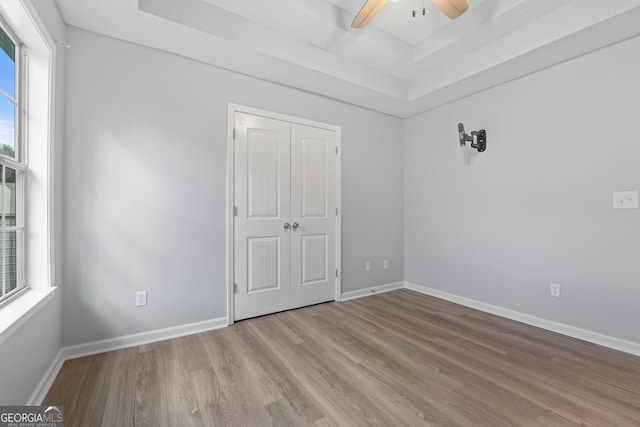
[54,0,640,117]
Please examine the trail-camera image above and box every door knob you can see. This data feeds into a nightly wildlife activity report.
[292,222,299,230]
[283,223,290,230]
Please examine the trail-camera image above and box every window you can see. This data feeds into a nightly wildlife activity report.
[0,0,55,340]
[0,19,24,304]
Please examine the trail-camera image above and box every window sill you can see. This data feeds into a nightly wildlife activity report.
[0,287,56,346]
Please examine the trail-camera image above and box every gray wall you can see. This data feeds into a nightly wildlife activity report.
[405,35,640,343]
[0,0,65,404]
[0,297,61,404]
[62,27,404,346]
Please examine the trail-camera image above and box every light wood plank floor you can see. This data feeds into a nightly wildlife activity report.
[44,289,640,426]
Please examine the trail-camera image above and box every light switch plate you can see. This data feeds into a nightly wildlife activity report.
[613,191,639,209]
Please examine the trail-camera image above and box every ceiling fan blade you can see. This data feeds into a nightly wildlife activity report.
[432,0,468,19]
[351,0,388,29]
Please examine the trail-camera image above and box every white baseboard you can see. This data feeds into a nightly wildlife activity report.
[340,282,404,301]
[60,317,229,361]
[27,348,65,405]
[29,316,228,404]
[32,280,640,404]
[404,281,640,357]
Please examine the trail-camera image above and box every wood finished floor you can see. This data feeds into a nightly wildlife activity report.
[44,289,640,426]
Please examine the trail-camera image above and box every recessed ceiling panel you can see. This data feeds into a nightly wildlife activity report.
[54,0,640,117]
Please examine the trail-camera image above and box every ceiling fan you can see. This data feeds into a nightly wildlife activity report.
[351,0,469,29]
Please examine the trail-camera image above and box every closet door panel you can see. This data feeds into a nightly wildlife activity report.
[290,124,337,308]
[234,113,292,320]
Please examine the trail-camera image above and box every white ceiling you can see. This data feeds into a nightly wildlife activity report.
[53,0,640,117]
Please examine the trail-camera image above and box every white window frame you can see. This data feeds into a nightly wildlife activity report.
[0,16,26,305]
[0,0,56,345]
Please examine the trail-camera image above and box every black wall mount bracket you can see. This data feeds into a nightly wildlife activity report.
[458,123,486,153]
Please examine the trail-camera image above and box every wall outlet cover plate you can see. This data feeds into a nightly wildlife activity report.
[613,191,639,209]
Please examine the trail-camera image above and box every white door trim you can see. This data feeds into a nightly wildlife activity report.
[226,103,342,325]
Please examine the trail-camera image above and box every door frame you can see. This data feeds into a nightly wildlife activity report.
[226,103,342,325]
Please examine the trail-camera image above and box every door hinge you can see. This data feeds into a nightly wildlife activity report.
[336,269,339,278]
[336,207,338,215]
[233,128,236,139]
[335,146,338,154]
[233,283,238,293]
[233,206,238,216]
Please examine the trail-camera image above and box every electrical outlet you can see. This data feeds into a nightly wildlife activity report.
[383,259,389,270]
[365,261,371,272]
[613,191,639,209]
[136,291,148,307]
[550,283,561,298]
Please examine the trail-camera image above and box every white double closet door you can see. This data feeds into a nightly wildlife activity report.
[233,112,338,321]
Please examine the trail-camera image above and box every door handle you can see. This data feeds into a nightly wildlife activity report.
[292,222,299,230]
[284,223,291,230]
